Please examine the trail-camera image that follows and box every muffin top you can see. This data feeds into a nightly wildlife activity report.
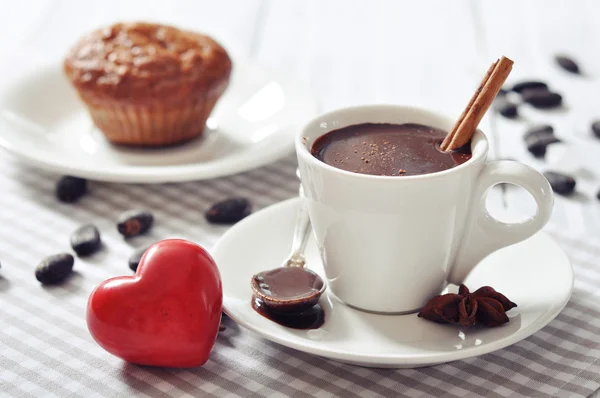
[64,22,232,103]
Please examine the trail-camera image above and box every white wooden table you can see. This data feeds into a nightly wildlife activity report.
[1,1,599,397]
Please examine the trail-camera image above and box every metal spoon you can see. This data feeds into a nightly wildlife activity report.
[250,186,326,313]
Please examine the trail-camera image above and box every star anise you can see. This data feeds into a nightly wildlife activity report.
[418,284,517,327]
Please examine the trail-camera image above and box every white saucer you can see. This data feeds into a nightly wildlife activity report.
[0,59,317,183]
[213,198,573,368]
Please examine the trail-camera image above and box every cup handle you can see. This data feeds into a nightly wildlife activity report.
[447,160,554,285]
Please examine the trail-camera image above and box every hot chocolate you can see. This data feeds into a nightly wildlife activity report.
[311,123,471,176]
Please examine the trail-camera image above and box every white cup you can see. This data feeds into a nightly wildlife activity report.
[296,105,554,314]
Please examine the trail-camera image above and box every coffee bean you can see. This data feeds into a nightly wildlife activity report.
[493,97,518,118]
[521,89,562,109]
[35,253,74,285]
[591,121,600,139]
[555,55,580,74]
[512,81,548,93]
[544,171,576,196]
[525,135,560,157]
[117,210,153,238]
[56,176,87,203]
[524,124,554,137]
[70,224,101,256]
[524,125,560,157]
[128,246,150,272]
[205,198,252,224]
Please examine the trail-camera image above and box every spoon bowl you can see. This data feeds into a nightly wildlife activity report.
[251,267,325,313]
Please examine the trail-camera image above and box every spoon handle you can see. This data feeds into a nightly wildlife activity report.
[286,194,312,268]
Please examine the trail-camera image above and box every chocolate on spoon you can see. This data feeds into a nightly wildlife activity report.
[250,192,325,314]
[251,267,324,313]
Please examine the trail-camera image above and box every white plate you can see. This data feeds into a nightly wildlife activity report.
[0,59,317,183]
[213,198,573,368]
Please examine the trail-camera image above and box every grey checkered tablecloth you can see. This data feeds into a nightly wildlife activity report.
[1,151,599,398]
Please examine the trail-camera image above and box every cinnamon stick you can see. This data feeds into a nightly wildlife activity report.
[440,61,496,150]
[440,56,514,152]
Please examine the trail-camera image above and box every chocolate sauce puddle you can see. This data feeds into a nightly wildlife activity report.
[252,296,325,330]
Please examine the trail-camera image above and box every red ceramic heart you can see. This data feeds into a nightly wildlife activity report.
[87,239,222,368]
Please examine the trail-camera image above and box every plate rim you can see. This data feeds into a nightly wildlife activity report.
[215,197,574,367]
[0,58,318,183]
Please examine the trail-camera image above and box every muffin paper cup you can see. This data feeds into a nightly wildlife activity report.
[84,95,220,147]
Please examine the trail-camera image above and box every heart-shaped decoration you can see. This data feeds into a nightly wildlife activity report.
[87,239,222,368]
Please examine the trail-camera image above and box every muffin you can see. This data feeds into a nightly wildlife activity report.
[64,22,232,147]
